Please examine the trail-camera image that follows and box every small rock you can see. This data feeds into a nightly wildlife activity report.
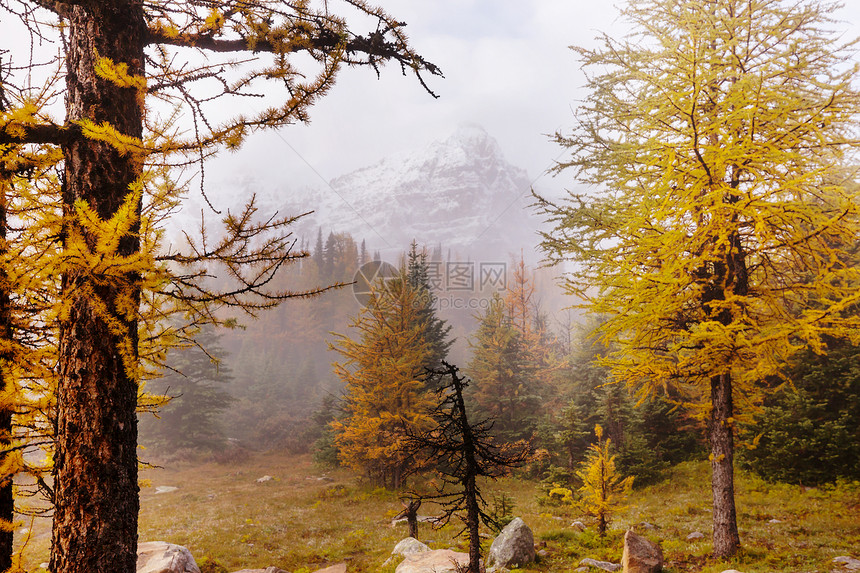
[638,522,657,531]
[685,531,705,541]
[487,517,536,569]
[154,486,178,494]
[537,549,548,558]
[395,549,473,573]
[767,518,781,524]
[137,541,200,573]
[622,530,663,573]
[392,537,431,557]
[570,520,586,531]
[579,557,622,572]
[574,568,589,573]
[833,556,860,571]
[231,568,288,573]
[39,564,49,570]
[256,475,274,483]
[382,538,432,567]
[312,564,346,573]
[719,570,745,573]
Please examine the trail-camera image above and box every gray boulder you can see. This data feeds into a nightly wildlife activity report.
[833,557,860,571]
[137,541,200,573]
[382,538,432,567]
[393,537,431,557]
[685,531,705,541]
[622,530,663,573]
[487,517,535,569]
[580,557,622,572]
[395,549,472,573]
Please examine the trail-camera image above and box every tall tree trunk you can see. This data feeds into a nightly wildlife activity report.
[51,3,145,573]
[464,472,481,573]
[709,372,740,558]
[455,373,482,573]
[0,183,14,573]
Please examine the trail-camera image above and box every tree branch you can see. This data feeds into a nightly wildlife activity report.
[28,0,79,16]
[145,28,442,78]
[0,122,77,146]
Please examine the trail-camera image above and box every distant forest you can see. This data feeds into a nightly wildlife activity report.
[141,231,860,489]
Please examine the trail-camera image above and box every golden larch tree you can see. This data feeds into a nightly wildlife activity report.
[1,2,440,572]
[576,424,633,536]
[330,272,437,488]
[537,0,860,557]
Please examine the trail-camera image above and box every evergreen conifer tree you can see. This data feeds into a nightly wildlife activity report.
[467,294,539,442]
[313,228,325,270]
[538,0,860,556]
[406,241,453,374]
[330,271,436,488]
[140,326,234,451]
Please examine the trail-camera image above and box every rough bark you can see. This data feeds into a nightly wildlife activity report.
[464,471,481,573]
[0,185,14,573]
[700,223,746,559]
[454,377,482,573]
[709,372,740,558]
[50,2,145,573]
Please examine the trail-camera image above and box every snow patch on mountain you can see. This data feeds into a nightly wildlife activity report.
[261,123,542,258]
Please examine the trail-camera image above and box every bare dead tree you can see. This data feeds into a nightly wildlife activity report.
[402,362,531,573]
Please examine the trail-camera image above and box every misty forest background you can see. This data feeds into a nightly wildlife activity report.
[139,214,860,490]
[7,0,860,572]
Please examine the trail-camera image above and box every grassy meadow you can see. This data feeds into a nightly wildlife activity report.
[14,452,860,573]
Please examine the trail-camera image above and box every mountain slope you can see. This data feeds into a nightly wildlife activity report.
[275,124,540,257]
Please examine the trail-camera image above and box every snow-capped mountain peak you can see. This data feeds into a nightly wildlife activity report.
[274,124,539,257]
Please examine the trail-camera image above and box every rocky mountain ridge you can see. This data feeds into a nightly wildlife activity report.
[264,123,542,259]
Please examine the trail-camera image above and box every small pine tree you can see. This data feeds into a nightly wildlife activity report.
[141,326,235,452]
[576,424,633,536]
[313,228,325,270]
[467,294,539,441]
[406,241,453,374]
[330,271,437,488]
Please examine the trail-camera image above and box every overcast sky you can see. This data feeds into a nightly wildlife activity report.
[204,1,860,204]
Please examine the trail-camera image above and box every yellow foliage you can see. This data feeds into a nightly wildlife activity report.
[202,9,225,33]
[540,0,860,409]
[94,56,147,92]
[78,119,146,159]
[330,272,437,486]
[575,424,633,536]
[0,0,442,553]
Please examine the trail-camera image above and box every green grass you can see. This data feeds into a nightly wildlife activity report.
[13,455,860,572]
